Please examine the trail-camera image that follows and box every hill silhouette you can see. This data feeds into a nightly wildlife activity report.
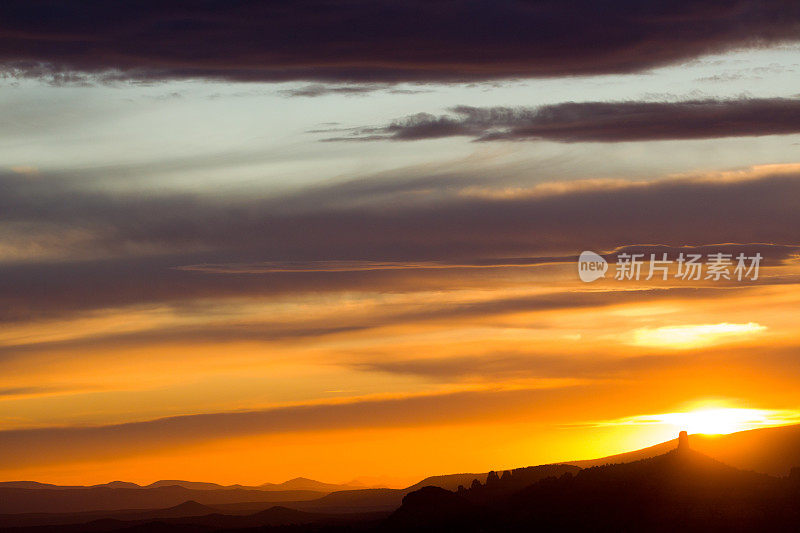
[404,472,489,492]
[386,486,480,531]
[0,501,219,529]
[387,441,800,532]
[143,481,226,491]
[0,504,386,533]
[569,424,800,476]
[293,488,406,513]
[0,486,325,514]
[259,477,363,492]
[692,424,800,476]
[151,501,216,518]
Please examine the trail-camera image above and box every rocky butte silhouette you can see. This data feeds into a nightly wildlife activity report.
[678,429,690,452]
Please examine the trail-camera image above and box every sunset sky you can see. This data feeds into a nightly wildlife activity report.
[2,1,800,487]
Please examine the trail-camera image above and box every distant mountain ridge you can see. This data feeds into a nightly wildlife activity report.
[0,477,364,493]
[0,481,140,490]
[0,486,327,514]
[5,424,800,520]
[259,477,364,492]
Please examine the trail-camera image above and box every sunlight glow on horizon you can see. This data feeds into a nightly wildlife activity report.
[599,405,800,436]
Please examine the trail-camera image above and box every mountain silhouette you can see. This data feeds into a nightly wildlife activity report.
[569,424,800,476]
[0,486,326,514]
[388,440,800,532]
[97,482,141,490]
[0,482,76,490]
[151,501,216,518]
[143,480,227,491]
[384,486,479,531]
[0,477,364,493]
[293,488,406,513]
[259,477,363,492]
[0,501,220,529]
[6,427,800,531]
[0,504,385,532]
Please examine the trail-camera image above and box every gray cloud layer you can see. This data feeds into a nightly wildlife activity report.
[2,168,800,323]
[3,169,800,259]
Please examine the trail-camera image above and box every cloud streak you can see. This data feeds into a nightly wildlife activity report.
[329,99,800,143]
[0,387,589,468]
[176,244,799,274]
[0,286,741,358]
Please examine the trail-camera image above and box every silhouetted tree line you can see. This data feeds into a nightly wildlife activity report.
[455,464,579,504]
[383,449,800,532]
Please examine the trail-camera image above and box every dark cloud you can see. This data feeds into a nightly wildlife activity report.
[355,344,800,388]
[352,352,684,382]
[276,84,432,98]
[349,344,800,403]
[0,386,63,398]
[176,244,798,273]
[0,318,377,358]
[4,169,800,260]
[277,84,386,98]
[1,1,799,83]
[330,99,800,142]
[601,244,799,265]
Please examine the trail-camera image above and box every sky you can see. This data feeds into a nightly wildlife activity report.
[2,1,800,486]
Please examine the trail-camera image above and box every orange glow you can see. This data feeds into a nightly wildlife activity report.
[2,261,800,484]
[657,408,774,435]
[598,403,800,436]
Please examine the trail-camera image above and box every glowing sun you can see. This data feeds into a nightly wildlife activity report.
[604,405,800,436]
[654,408,772,435]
